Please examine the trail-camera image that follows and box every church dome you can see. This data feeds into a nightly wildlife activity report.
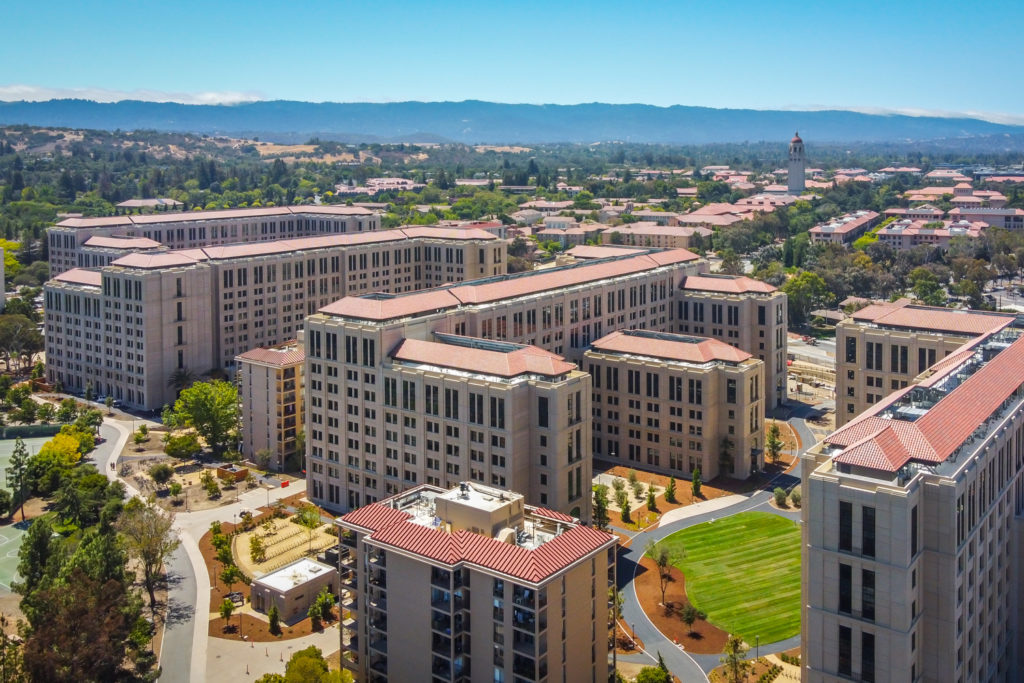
[791,132,803,144]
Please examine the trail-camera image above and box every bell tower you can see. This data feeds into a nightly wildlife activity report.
[788,132,805,194]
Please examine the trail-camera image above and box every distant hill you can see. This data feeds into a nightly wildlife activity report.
[0,99,1021,145]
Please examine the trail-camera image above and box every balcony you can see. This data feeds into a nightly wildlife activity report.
[369,636,388,655]
[369,657,387,677]
[367,595,387,612]
[432,633,451,657]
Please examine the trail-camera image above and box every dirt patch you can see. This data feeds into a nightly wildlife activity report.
[708,656,778,682]
[207,607,339,643]
[633,556,728,655]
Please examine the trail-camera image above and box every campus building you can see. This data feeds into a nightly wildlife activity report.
[809,211,881,245]
[801,325,1024,682]
[237,339,305,471]
[336,482,617,683]
[835,300,1015,426]
[46,205,381,275]
[675,275,788,407]
[584,329,765,479]
[43,226,505,410]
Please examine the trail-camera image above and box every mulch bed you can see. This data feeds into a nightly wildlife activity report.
[208,607,339,643]
[633,556,728,655]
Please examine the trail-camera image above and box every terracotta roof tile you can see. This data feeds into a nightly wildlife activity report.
[589,330,751,363]
[236,344,305,366]
[52,268,102,287]
[391,338,575,378]
[681,274,777,294]
[851,304,1012,336]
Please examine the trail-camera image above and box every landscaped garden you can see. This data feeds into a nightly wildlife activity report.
[658,511,801,644]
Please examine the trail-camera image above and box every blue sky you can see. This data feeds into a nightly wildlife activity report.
[2,0,1022,121]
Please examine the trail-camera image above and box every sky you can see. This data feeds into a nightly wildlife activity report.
[2,0,1022,122]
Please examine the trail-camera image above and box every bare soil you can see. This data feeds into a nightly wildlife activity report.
[633,556,728,655]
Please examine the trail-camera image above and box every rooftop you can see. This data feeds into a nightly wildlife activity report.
[339,483,613,584]
[391,335,576,380]
[850,301,1013,336]
[680,274,777,294]
[588,329,752,364]
[253,558,335,592]
[236,340,305,367]
[320,248,699,322]
[54,204,376,229]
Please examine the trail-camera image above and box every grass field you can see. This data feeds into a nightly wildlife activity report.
[657,511,801,644]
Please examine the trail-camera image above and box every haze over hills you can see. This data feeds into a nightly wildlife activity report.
[1,99,1023,146]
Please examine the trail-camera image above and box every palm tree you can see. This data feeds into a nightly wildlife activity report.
[167,368,197,396]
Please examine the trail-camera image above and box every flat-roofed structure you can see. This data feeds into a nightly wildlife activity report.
[43,226,505,410]
[876,218,985,250]
[336,482,616,683]
[47,204,381,275]
[801,326,1024,682]
[585,329,765,479]
[809,211,880,245]
[834,299,1015,426]
[250,557,338,622]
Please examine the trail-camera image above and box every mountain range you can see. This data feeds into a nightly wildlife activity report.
[0,99,1021,145]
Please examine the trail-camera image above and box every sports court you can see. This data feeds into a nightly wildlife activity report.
[0,437,52,592]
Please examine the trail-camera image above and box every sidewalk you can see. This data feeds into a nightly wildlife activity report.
[205,625,339,680]
[656,494,746,527]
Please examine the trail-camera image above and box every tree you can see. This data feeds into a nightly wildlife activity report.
[36,403,55,424]
[219,597,235,628]
[169,481,183,504]
[148,463,174,487]
[635,666,671,683]
[171,380,239,457]
[615,488,631,524]
[719,247,743,275]
[665,476,677,504]
[681,603,701,634]
[691,466,702,498]
[296,503,322,554]
[165,432,202,460]
[645,541,675,609]
[268,603,281,636]
[592,484,610,531]
[646,486,657,511]
[774,487,788,507]
[5,436,29,522]
[104,395,114,415]
[12,399,36,425]
[255,448,273,471]
[766,423,783,466]
[167,367,197,396]
[781,270,834,325]
[116,497,181,610]
[134,425,150,449]
[250,535,267,563]
[221,565,243,596]
[720,635,751,683]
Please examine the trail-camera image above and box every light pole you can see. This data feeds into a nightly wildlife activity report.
[755,634,759,661]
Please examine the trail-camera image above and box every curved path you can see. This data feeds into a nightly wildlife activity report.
[615,405,829,682]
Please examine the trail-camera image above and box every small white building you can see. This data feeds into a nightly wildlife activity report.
[250,558,338,622]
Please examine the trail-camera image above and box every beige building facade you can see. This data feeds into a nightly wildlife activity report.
[303,249,706,516]
[676,274,789,407]
[584,329,765,480]
[835,300,1014,426]
[43,226,505,410]
[802,326,1024,683]
[337,482,617,683]
[237,339,305,471]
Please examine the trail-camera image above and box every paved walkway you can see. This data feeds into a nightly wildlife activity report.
[205,625,339,681]
[613,401,834,682]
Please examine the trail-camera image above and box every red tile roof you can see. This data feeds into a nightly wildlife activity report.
[55,205,375,229]
[831,334,1024,472]
[565,245,645,259]
[341,502,614,584]
[236,344,305,366]
[589,330,751,363]
[321,249,699,321]
[851,303,1012,336]
[83,235,162,249]
[681,274,777,294]
[52,268,103,287]
[391,338,575,377]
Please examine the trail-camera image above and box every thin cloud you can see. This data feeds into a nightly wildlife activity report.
[773,103,1024,126]
[0,84,266,105]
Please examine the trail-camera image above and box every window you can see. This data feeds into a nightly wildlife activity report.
[726,379,736,404]
[861,632,875,683]
[862,569,875,621]
[862,506,876,558]
[911,505,919,558]
[839,501,852,552]
[538,396,549,428]
[845,336,857,363]
[839,563,852,614]
[837,626,852,676]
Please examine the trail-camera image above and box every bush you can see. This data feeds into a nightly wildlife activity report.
[148,463,174,486]
[611,478,625,493]
[665,476,677,504]
[268,604,281,635]
[0,489,11,517]
[165,432,202,460]
[790,490,802,507]
[773,487,788,507]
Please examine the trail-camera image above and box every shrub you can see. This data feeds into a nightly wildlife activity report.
[773,487,788,507]
[268,604,281,635]
[632,481,645,501]
[165,432,202,460]
[148,463,174,486]
[250,535,267,563]
[665,476,677,504]
[611,478,625,493]
[790,489,802,507]
[628,469,638,486]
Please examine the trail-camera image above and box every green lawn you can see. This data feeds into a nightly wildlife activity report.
[657,511,801,644]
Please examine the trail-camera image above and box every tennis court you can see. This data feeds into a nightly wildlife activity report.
[0,437,51,592]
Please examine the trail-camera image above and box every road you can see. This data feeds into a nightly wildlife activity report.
[788,336,836,368]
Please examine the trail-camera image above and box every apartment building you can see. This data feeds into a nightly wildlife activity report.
[237,339,305,471]
[599,223,712,250]
[47,205,380,275]
[801,326,1024,682]
[43,226,504,410]
[336,482,617,683]
[303,249,706,515]
[808,211,880,245]
[675,274,788,407]
[875,219,986,251]
[835,300,1015,426]
[584,329,765,480]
